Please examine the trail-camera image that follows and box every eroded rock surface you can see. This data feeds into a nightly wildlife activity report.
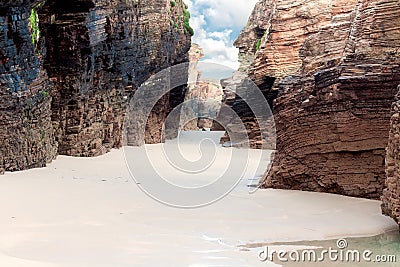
[383,85,400,225]
[215,0,277,149]
[215,72,276,149]
[0,0,191,173]
[238,0,400,199]
[41,0,190,154]
[181,81,223,130]
[0,0,57,174]
[180,44,223,131]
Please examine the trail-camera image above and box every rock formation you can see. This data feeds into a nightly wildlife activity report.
[180,43,204,130]
[187,43,204,87]
[181,81,223,131]
[236,0,400,199]
[0,0,191,173]
[215,71,276,149]
[0,0,58,174]
[180,44,223,131]
[214,0,277,149]
[382,85,400,225]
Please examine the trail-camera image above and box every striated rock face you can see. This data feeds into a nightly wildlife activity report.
[0,0,191,173]
[0,1,57,174]
[216,0,277,149]
[0,1,39,10]
[238,0,400,198]
[383,85,400,225]
[215,71,276,149]
[40,0,191,155]
[234,0,275,74]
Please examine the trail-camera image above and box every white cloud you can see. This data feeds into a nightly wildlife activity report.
[189,0,258,28]
[209,30,232,44]
[186,0,258,70]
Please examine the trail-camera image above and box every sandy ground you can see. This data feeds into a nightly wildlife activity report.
[0,131,397,267]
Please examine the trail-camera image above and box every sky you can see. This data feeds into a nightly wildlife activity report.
[186,0,259,70]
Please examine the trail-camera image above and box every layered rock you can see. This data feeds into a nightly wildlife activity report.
[40,0,190,155]
[0,0,191,172]
[0,1,39,10]
[215,71,276,149]
[0,0,57,174]
[237,0,400,198]
[383,85,400,224]
[234,0,274,73]
[215,0,277,149]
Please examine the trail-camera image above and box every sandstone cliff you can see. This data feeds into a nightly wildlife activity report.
[215,0,277,149]
[383,85,400,225]
[237,0,400,199]
[0,0,191,173]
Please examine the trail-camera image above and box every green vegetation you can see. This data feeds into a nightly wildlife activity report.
[183,9,190,19]
[183,4,194,36]
[256,38,262,51]
[169,1,194,36]
[29,8,40,46]
[184,20,194,36]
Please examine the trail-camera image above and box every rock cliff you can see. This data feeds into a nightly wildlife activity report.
[215,71,276,149]
[237,0,400,199]
[215,0,277,149]
[0,0,57,174]
[383,85,400,225]
[0,0,191,173]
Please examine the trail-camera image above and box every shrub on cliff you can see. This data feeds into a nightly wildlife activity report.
[256,38,262,51]
[29,8,40,46]
[183,7,194,36]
